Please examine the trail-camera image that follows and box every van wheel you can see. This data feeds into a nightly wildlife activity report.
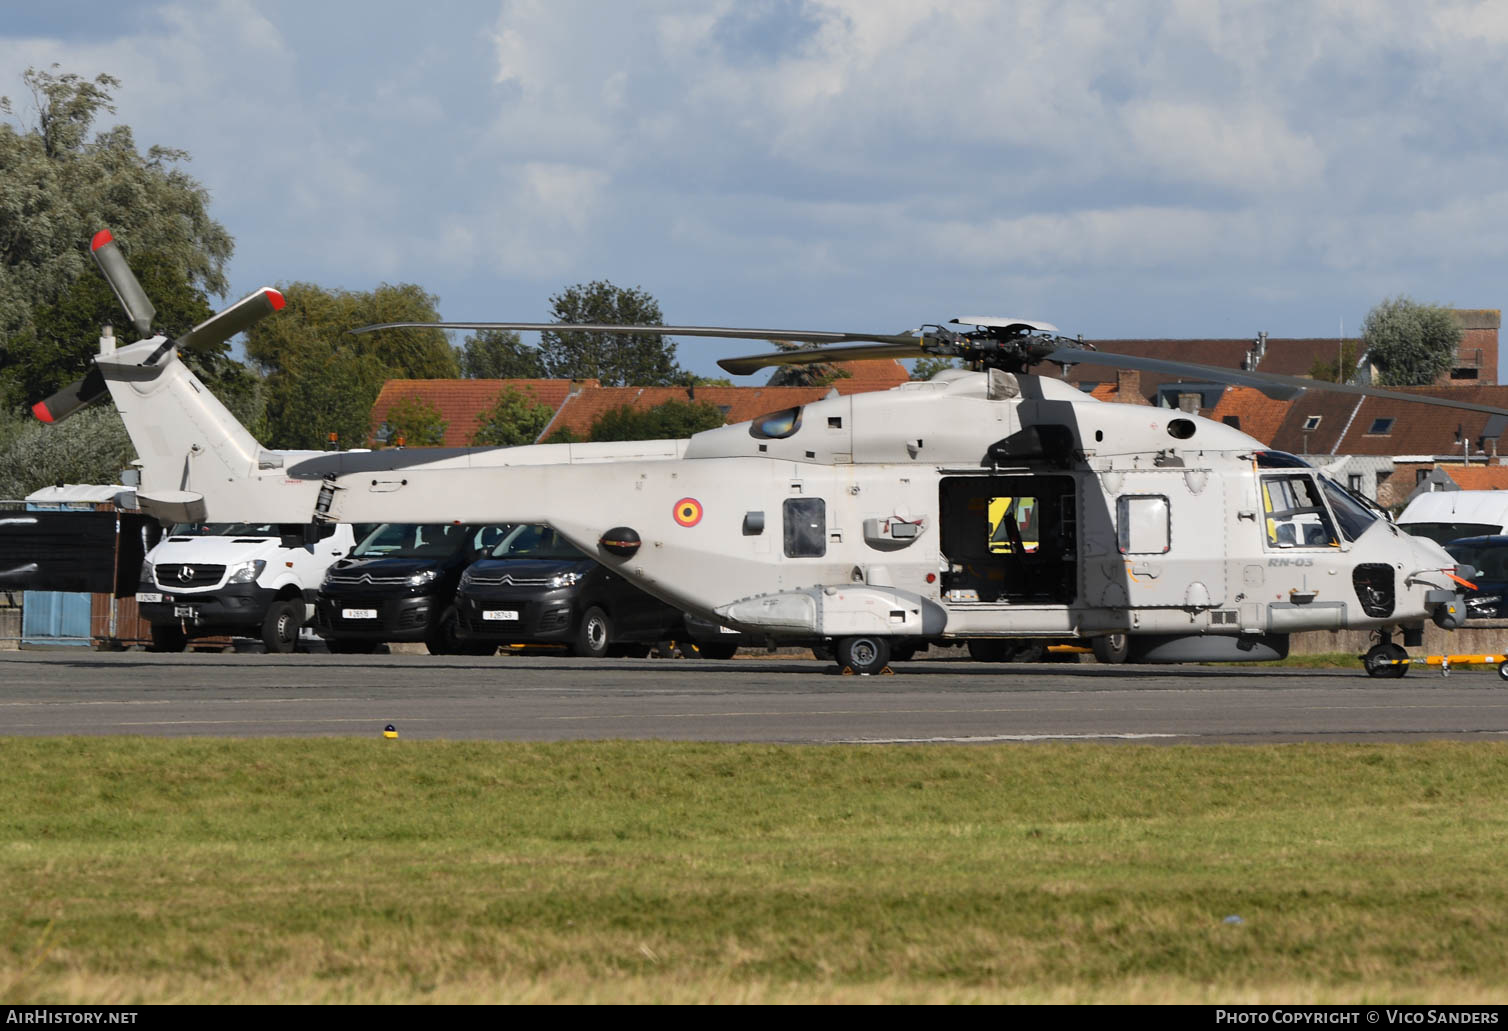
[573,607,612,658]
[426,606,461,656]
[262,600,302,654]
[149,623,187,652]
[1092,633,1130,664]
[837,635,890,675]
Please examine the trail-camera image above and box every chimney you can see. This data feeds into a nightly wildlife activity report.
[1116,368,1142,401]
[1177,392,1201,415]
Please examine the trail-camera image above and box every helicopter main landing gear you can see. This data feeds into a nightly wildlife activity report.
[835,635,892,676]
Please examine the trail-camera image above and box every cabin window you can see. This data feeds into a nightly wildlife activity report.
[752,406,803,440]
[1261,474,1340,549]
[1117,495,1170,554]
[783,498,826,557]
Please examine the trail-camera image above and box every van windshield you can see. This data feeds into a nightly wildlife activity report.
[352,523,473,559]
[490,524,585,561]
[1400,522,1502,547]
[170,522,290,538]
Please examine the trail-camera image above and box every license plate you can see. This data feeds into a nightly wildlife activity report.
[482,610,520,621]
[136,592,162,604]
[173,605,195,618]
[342,608,378,619]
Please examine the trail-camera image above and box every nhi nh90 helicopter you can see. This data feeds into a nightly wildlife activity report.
[33,230,1499,675]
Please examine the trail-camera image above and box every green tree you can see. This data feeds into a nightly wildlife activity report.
[1307,340,1363,384]
[910,356,960,381]
[540,281,681,386]
[0,405,136,498]
[1359,297,1463,387]
[0,66,234,411]
[765,339,853,387]
[380,394,447,447]
[244,282,459,449]
[458,328,544,379]
[586,399,727,441]
[469,386,555,447]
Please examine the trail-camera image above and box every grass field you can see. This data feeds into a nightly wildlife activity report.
[3,738,1508,1003]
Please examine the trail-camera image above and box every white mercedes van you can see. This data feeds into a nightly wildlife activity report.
[136,522,370,652]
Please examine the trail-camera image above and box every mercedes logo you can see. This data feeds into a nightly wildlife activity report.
[177,566,194,583]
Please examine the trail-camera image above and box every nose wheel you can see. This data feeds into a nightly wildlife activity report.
[1363,642,1410,678]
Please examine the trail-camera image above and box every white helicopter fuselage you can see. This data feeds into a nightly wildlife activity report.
[101,339,1464,659]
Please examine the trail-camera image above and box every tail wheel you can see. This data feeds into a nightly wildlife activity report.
[261,600,303,654]
[149,623,187,652]
[1363,643,1409,679]
[837,635,890,676]
[1092,633,1130,664]
[573,607,612,658]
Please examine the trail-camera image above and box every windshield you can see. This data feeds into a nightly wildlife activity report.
[352,523,476,559]
[170,522,293,538]
[1445,540,1508,580]
[489,524,585,561]
[1318,477,1379,543]
[1401,521,1503,547]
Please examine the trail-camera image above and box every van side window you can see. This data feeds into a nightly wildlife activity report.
[783,498,826,557]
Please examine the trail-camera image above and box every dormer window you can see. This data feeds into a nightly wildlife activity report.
[1302,416,1322,431]
[1367,418,1395,435]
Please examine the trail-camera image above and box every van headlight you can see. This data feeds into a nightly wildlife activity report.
[548,570,583,588]
[407,569,440,586]
[1468,594,1500,611]
[140,559,154,586]
[227,560,265,584]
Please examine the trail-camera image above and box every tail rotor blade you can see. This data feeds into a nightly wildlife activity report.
[89,230,155,337]
[31,366,108,424]
[174,287,286,355]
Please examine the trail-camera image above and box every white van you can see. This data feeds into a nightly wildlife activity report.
[1397,491,1508,547]
[136,522,370,652]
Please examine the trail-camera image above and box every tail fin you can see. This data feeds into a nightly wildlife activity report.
[98,339,268,522]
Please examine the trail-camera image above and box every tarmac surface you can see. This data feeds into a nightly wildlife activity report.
[3,650,1508,743]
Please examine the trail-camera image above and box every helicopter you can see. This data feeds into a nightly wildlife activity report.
[31,229,1499,676]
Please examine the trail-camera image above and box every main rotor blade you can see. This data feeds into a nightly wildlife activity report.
[718,340,930,376]
[90,230,155,337]
[1047,347,1508,417]
[31,366,107,424]
[350,321,922,348]
[175,287,286,354]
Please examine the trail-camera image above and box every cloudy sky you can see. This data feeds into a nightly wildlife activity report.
[4,0,1506,379]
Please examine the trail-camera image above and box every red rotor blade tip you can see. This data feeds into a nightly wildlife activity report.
[265,288,285,311]
[90,229,114,251]
[31,401,54,423]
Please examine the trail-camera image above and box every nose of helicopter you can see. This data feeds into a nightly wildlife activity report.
[1398,531,1472,630]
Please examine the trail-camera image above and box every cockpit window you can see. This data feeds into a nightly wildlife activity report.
[751,406,802,440]
[1261,474,1339,549]
[1254,451,1313,470]
[1318,476,1379,543]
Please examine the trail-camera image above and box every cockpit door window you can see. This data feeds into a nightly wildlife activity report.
[1261,474,1340,549]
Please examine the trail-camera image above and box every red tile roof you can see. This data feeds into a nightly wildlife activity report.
[371,360,909,446]
[1443,465,1508,491]
[1204,387,1292,445]
[371,379,591,447]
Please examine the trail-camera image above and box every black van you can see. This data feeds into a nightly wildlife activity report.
[317,523,509,655]
[455,524,684,657]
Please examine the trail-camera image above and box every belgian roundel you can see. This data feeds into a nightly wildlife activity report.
[673,497,703,527]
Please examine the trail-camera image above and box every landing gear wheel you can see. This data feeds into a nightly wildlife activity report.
[426,606,462,656]
[1092,633,1130,665]
[572,606,612,658]
[261,600,302,654]
[149,623,187,652]
[1498,660,1508,681]
[837,635,890,675]
[1363,642,1409,679]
